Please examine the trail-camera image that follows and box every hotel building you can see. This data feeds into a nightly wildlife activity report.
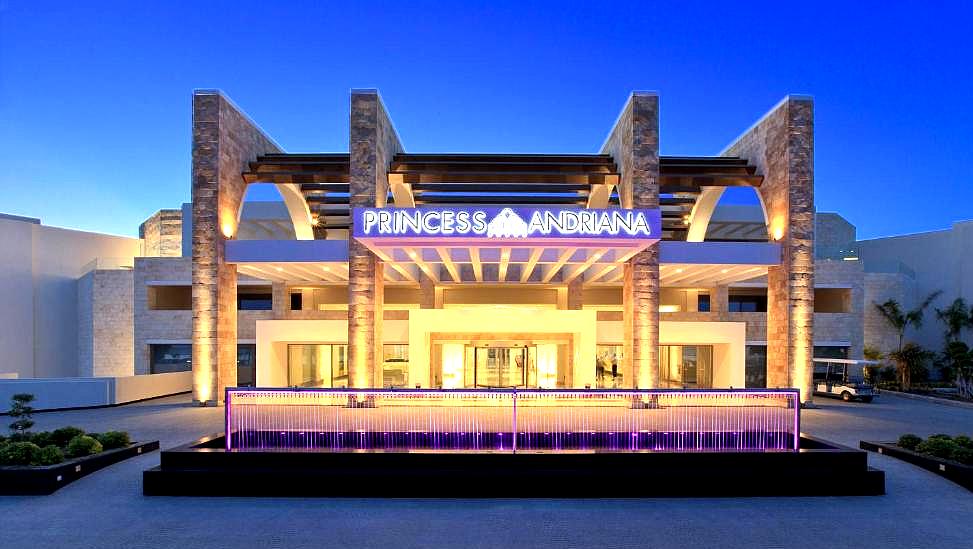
[7,89,948,410]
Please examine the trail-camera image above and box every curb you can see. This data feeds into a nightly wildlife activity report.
[881,390,973,410]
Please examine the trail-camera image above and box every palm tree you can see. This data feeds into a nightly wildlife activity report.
[874,291,942,353]
[874,291,941,390]
[935,297,972,343]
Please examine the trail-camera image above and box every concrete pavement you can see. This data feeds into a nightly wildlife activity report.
[0,392,970,548]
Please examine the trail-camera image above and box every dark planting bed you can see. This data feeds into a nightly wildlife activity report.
[860,441,973,491]
[1,441,159,495]
[144,434,884,497]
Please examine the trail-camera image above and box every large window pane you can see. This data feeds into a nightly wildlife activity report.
[659,345,713,388]
[595,345,624,388]
[382,344,408,388]
[150,344,191,374]
[745,345,767,388]
[237,344,256,386]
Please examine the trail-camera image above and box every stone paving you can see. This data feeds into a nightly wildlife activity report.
[1,393,971,548]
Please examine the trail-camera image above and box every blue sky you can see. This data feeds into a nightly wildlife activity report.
[1,0,970,239]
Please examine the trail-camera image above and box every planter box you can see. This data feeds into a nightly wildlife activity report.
[860,441,973,491]
[144,434,885,497]
[0,441,159,495]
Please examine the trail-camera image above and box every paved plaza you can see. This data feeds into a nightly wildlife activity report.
[1,393,971,548]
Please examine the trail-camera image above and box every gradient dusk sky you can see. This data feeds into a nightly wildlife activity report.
[1,1,970,239]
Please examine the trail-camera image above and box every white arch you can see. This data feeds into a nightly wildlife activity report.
[234,183,314,240]
[685,186,770,242]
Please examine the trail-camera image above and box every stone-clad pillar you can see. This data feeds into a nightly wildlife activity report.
[566,278,584,310]
[723,96,814,404]
[192,91,281,404]
[348,90,403,388]
[602,92,660,389]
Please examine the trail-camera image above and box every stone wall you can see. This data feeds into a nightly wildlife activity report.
[78,269,135,377]
[602,92,660,389]
[139,209,183,257]
[348,90,402,388]
[724,96,815,402]
[134,257,192,375]
[191,90,281,403]
[864,271,917,354]
[815,259,864,358]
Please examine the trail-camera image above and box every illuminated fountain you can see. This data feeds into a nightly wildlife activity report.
[225,388,800,453]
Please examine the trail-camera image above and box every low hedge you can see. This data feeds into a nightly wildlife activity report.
[898,433,973,465]
[0,427,131,466]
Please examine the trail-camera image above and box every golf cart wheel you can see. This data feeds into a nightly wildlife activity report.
[841,391,852,402]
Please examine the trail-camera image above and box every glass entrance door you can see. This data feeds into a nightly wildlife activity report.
[473,345,535,388]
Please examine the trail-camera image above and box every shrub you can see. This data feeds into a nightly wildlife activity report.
[65,435,102,458]
[32,445,64,466]
[953,435,973,449]
[30,431,53,448]
[51,426,86,448]
[8,393,35,435]
[951,447,973,465]
[93,431,130,450]
[928,434,953,442]
[898,434,922,450]
[0,441,41,466]
[916,437,959,459]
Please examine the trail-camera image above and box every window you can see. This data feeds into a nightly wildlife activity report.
[745,345,767,388]
[149,344,191,373]
[728,295,767,313]
[237,344,256,386]
[659,345,713,388]
[814,346,849,359]
[382,344,409,388]
[290,292,303,311]
[814,288,852,313]
[595,345,624,388]
[238,287,272,310]
[286,344,348,387]
[697,294,711,312]
[148,286,191,310]
[150,344,257,384]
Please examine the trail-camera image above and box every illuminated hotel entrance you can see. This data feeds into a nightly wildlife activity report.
[432,335,567,389]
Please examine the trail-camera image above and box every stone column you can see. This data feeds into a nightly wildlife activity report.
[191,90,281,404]
[566,278,584,310]
[723,96,814,404]
[348,90,403,388]
[602,92,660,389]
[419,272,437,309]
[714,285,729,321]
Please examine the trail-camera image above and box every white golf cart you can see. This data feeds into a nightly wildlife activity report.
[813,358,878,403]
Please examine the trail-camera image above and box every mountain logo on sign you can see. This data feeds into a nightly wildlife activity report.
[486,208,531,238]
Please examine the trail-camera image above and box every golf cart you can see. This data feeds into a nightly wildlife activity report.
[813,358,878,403]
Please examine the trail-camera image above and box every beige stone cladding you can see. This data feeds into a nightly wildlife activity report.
[191,90,281,403]
[140,209,183,257]
[723,96,814,402]
[815,259,864,359]
[602,92,660,389]
[134,257,193,375]
[78,269,134,377]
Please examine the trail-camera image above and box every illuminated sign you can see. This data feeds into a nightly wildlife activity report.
[352,207,661,243]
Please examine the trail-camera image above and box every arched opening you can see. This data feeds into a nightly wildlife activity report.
[687,187,769,242]
[235,183,313,240]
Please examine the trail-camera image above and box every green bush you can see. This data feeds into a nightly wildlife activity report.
[64,435,102,458]
[953,435,973,449]
[928,433,953,441]
[51,426,86,448]
[32,445,64,466]
[0,441,41,466]
[93,431,130,450]
[30,431,53,448]
[951,447,973,465]
[898,434,922,450]
[916,437,960,459]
